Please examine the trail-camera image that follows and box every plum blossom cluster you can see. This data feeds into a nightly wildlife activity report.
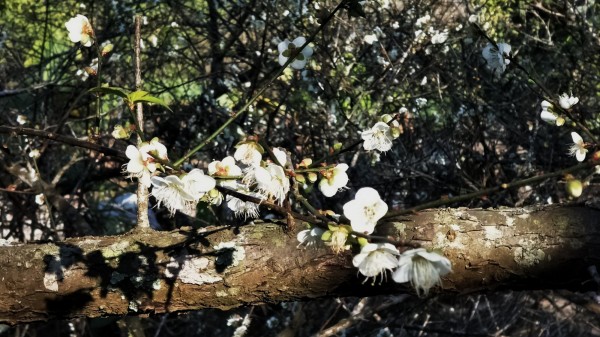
[361,113,404,152]
[538,94,588,162]
[298,187,452,295]
[122,135,353,219]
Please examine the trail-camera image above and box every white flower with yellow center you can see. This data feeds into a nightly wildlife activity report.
[124,139,168,188]
[234,142,262,166]
[209,156,242,188]
[481,42,511,76]
[319,163,349,197]
[361,122,393,152]
[65,14,94,47]
[342,187,388,234]
[353,243,400,283]
[392,248,452,296]
[569,132,587,162]
[278,36,313,70]
[559,93,579,110]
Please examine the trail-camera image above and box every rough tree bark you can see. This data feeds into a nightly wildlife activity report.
[0,205,599,324]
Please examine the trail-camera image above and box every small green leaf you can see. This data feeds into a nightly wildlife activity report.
[88,86,130,98]
[127,90,172,112]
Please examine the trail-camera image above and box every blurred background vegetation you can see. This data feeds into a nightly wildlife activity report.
[1,0,600,335]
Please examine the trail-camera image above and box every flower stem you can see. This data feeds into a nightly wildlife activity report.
[383,161,594,219]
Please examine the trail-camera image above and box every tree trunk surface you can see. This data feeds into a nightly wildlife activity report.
[1,205,598,324]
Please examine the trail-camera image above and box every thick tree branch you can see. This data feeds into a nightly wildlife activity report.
[0,205,599,324]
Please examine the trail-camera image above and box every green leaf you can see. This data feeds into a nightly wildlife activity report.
[127,90,172,112]
[88,86,130,98]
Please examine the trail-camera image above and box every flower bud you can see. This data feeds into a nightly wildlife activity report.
[566,179,583,198]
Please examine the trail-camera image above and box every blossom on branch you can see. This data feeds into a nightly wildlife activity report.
[234,141,263,166]
[254,164,290,205]
[540,100,564,126]
[342,187,388,234]
[352,243,399,283]
[558,93,579,110]
[319,163,349,197]
[569,132,587,162]
[392,248,452,296]
[482,42,511,76]
[151,169,215,215]
[183,169,217,201]
[226,187,263,220]
[209,156,242,188]
[278,37,313,70]
[361,122,393,152]
[65,14,94,47]
[124,139,168,188]
[151,175,195,215]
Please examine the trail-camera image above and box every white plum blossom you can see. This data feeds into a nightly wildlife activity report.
[342,187,388,234]
[430,29,449,44]
[482,42,511,76]
[363,34,378,45]
[540,100,557,124]
[569,132,587,162]
[559,93,579,110]
[353,243,400,283]
[319,163,349,197]
[392,248,452,295]
[278,37,313,70]
[65,14,94,47]
[16,115,28,125]
[361,122,393,152]
[296,227,326,248]
[151,175,195,215]
[254,164,290,205]
[209,156,242,188]
[272,147,288,166]
[234,142,262,165]
[226,192,262,219]
[183,169,217,200]
[124,139,168,188]
[35,194,45,205]
[29,149,41,159]
[151,169,215,215]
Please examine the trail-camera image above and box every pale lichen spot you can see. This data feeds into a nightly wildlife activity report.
[514,239,546,267]
[216,290,229,297]
[484,226,503,241]
[434,231,465,249]
[393,222,406,234]
[101,240,131,259]
[164,255,222,285]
